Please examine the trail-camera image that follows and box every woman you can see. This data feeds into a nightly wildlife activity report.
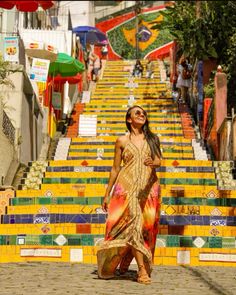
[97,106,162,284]
[132,60,144,78]
[101,45,108,60]
[146,60,155,79]
[89,52,101,82]
[176,57,192,103]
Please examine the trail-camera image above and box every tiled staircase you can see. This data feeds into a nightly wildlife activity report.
[1,60,236,267]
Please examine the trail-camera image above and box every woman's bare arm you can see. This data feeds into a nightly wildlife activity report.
[102,137,124,211]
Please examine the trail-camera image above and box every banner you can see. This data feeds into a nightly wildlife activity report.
[30,58,50,82]
[81,91,91,103]
[52,91,61,110]
[25,41,44,50]
[78,115,97,137]
[4,37,19,62]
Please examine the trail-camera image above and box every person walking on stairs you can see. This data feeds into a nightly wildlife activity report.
[176,56,192,104]
[89,52,101,82]
[146,59,155,79]
[97,106,162,284]
[132,60,144,78]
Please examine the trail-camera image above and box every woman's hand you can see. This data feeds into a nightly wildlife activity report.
[144,156,161,167]
[144,157,154,166]
[102,197,109,212]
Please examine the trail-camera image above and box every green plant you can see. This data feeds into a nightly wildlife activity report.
[0,53,15,88]
[204,80,214,98]
[226,30,236,111]
[151,1,236,64]
[151,1,236,110]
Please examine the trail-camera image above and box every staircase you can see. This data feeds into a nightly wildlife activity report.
[1,60,236,267]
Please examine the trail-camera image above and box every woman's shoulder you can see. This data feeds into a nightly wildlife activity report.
[116,134,129,148]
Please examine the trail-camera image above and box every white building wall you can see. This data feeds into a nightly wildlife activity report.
[58,1,95,28]
[94,1,135,20]
[1,72,24,130]
[19,29,72,56]
[1,9,16,33]
[0,70,45,167]
[94,1,166,20]
[0,8,18,53]
[0,106,14,184]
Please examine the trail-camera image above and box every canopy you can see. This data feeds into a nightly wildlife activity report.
[25,41,57,62]
[0,1,54,11]
[72,25,107,47]
[48,53,85,77]
[47,73,82,85]
[96,40,109,47]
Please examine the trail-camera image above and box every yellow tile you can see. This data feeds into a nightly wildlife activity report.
[91,256,97,264]
[83,255,92,264]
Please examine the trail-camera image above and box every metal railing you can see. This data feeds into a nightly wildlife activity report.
[2,110,15,145]
[206,100,214,139]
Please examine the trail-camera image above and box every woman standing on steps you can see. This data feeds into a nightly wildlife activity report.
[97,106,162,284]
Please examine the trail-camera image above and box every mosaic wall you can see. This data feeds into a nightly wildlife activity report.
[96,5,173,60]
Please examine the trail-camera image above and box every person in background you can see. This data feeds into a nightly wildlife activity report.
[83,44,91,70]
[132,59,144,78]
[89,52,101,82]
[101,44,108,60]
[176,56,192,104]
[146,59,155,79]
[97,106,162,285]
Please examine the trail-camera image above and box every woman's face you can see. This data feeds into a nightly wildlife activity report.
[127,107,146,126]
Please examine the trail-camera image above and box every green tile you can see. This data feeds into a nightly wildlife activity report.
[12,198,34,206]
[180,237,193,247]
[25,235,40,245]
[39,198,51,205]
[87,197,102,205]
[81,235,94,246]
[208,237,222,248]
[222,237,235,248]
[9,235,17,245]
[56,198,63,204]
[60,197,74,204]
[67,235,81,245]
[39,235,53,245]
[166,235,180,247]
[74,197,87,205]
[0,235,6,245]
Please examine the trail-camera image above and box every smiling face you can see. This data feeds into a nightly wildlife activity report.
[126,106,147,130]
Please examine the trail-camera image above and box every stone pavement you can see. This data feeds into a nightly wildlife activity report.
[0,263,235,295]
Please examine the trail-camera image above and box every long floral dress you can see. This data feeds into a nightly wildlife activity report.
[97,139,161,279]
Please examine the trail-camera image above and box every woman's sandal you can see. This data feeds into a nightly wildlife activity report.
[137,265,151,285]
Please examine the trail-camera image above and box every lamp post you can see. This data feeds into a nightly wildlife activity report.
[134,1,142,60]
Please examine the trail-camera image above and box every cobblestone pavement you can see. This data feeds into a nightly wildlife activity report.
[0,263,235,295]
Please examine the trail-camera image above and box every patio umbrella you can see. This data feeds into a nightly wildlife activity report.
[72,26,107,47]
[96,39,109,47]
[0,1,54,11]
[48,53,85,77]
[47,73,82,84]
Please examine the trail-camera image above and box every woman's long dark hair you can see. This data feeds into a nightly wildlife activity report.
[125,106,162,159]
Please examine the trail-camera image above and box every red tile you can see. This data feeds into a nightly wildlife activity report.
[76,224,91,234]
